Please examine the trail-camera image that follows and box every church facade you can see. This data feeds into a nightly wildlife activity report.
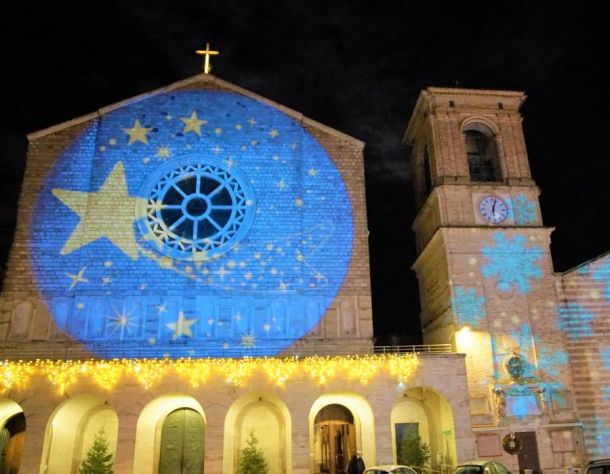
[0,76,607,473]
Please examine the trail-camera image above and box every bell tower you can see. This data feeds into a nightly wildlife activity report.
[404,88,582,466]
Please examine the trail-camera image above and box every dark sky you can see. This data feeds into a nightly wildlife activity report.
[1,2,609,344]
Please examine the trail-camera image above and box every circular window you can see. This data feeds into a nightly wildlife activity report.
[137,159,255,261]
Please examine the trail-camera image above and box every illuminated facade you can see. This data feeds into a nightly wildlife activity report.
[0,76,473,473]
[1,78,607,473]
[406,88,610,469]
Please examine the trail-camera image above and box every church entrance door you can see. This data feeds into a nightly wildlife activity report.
[159,408,204,474]
[0,413,25,474]
[314,404,356,474]
[516,431,541,474]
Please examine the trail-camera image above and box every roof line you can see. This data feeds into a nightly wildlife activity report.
[27,74,364,148]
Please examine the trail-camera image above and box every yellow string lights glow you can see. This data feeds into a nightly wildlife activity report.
[0,354,419,395]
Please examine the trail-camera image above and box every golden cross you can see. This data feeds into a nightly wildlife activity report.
[195,43,220,74]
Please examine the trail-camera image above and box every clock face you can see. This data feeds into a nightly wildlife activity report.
[478,195,509,224]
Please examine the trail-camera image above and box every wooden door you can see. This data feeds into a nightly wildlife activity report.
[159,408,205,474]
[516,431,541,474]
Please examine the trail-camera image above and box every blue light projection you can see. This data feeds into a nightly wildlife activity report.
[557,303,595,339]
[592,256,610,300]
[481,232,543,294]
[536,342,568,380]
[603,386,610,402]
[451,286,486,328]
[584,416,610,457]
[30,90,354,358]
[601,348,610,370]
[511,194,537,225]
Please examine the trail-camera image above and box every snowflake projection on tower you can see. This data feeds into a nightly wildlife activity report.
[591,255,610,300]
[481,232,543,294]
[29,90,354,358]
[511,193,538,225]
[451,286,487,328]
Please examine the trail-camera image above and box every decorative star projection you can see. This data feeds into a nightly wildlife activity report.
[557,303,595,339]
[481,232,543,294]
[30,90,353,358]
[451,286,487,327]
[511,194,537,225]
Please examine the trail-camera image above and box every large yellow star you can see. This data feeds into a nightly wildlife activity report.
[180,111,207,136]
[122,119,151,145]
[166,311,197,339]
[52,161,147,259]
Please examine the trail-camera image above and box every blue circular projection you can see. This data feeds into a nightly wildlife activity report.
[30,90,354,358]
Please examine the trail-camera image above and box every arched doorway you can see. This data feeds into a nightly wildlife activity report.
[41,394,118,474]
[391,387,457,471]
[0,412,25,474]
[314,404,355,474]
[133,394,206,474]
[159,408,205,474]
[223,393,291,474]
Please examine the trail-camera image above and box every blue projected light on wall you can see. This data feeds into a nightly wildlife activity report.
[29,90,354,358]
[481,232,543,294]
[452,286,486,328]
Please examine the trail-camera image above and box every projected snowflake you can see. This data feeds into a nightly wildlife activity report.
[481,232,543,294]
[558,303,595,339]
[512,194,537,225]
[592,256,610,300]
[452,286,487,327]
[536,342,568,379]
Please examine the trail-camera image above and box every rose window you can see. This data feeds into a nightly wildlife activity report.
[138,161,255,261]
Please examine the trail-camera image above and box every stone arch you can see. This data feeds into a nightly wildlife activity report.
[223,392,291,474]
[392,386,457,470]
[133,394,206,474]
[461,119,503,182]
[0,398,26,474]
[40,394,118,474]
[309,392,375,474]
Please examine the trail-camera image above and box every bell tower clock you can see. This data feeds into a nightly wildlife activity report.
[404,89,577,449]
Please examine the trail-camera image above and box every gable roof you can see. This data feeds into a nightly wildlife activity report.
[27,74,364,148]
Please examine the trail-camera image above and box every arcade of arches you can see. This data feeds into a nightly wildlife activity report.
[0,382,465,473]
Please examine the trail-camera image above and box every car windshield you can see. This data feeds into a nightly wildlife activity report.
[455,466,484,474]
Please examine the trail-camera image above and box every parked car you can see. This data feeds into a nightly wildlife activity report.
[581,459,610,474]
[453,460,511,474]
[364,465,419,474]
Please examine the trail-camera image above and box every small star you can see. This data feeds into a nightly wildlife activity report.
[148,338,156,345]
[76,302,85,310]
[291,143,299,150]
[240,334,256,348]
[67,267,88,290]
[109,138,117,145]
[212,145,222,154]
[263,324,271,332]
[224,158,235,167]
[156,303,167,315]
[166,311,197,339]
[269,129,279,138]
[295,198,304,207]
[217,266,229,280]
[214,127,223,135]
[251,140,258,146]
[156,146,171,159]
[308,168,317,176]
[123,119,151,145]
[180,111,207,135]
[254,252,262,259]
[278,281,288,292]
[102,277,112,285]
[244,272,253,280]
[277,179,287,190]
[235,124,243,130]
[248,117,257,127]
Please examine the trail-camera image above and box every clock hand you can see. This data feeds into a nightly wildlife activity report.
[492,199,496,214]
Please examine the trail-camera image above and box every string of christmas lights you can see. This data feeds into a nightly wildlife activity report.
[0,353,419,394]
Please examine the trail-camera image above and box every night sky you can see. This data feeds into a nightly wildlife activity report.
[1,2,608,344]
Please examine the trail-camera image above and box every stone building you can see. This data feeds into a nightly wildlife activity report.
[0,77,608,473]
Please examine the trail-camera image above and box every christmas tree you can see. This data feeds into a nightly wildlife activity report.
[398,434,430,473]
[238,430,268,474]
[79,429,114,474]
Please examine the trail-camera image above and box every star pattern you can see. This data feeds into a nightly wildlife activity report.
[52,162,147,259]
[180,110,207,135]
[122,119,151,145]
[166,311,197,339]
